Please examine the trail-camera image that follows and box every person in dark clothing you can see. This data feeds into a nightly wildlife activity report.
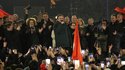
[0,18,4,50]
[37,46,48,60]
[70,15,78,47]
[85,18,97,54]
[53,14,72,49]
[37,12,53,47]
[78,18,87,49]
[65,16,73,50]
[4,21,22,51]
[7,50,19,65]
[25,18,39,49]
[117,13,125,49]
[52,64,61,70]
[29,60,39,70]
[0,18,4,44]
[0,20,5,62]
[107,14,120,55]
[97,19,108,57]
[29,53,39,70]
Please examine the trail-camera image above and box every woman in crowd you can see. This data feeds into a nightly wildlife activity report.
[25,18,39,49]
[78,18,87,49]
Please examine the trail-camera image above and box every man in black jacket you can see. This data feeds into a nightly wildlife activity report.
[85,18,97,54]
[116,13,125,50]
[37,12,53,48]
[53,14,72,50]
[107,14,119,55]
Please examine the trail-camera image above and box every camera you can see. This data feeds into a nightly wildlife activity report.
[85,63,89,70]
[57,57,64,65]
[46,59,51,65]
[89,53,93,58]
[68,57,71,62]
[100,61,105,68]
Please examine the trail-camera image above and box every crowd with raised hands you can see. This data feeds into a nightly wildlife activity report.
[0,9,125,70]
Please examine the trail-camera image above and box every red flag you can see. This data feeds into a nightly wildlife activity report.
[123,7,125,19]
[114,7,125,14]
[72,20,83,64]
[114,7,125,19]
[0,9,10,18]
[123,7,125,11]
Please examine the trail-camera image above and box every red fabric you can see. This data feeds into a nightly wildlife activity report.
[72,21,83,64]
[123,7,125,19]
[40,64,47,70]
[0,9,10,18]
[114,7,125,14]
[123,7,125,11]
[114,7,125,19]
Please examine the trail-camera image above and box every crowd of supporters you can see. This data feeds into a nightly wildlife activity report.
[0,9,125,70]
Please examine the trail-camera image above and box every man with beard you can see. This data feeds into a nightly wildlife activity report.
[53,14,72,51]
[37,12,53,47]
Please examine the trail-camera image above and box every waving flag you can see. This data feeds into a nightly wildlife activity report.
[0,9,10,18]
[114,7,125,14]
[123,7,125,11]
[72,20,83,64]
[114,7,125,19]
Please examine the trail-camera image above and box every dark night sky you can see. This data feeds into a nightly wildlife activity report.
[0,0,125,21]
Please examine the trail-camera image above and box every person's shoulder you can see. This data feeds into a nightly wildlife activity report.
[85,24,90,29]
[54,21,60,25]
[48,18,54,23]
[38,19,44,24]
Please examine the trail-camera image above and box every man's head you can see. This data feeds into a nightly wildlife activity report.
[111,14,117,23]
[13,14,19,21]
[117,13,123,22]
[78,18,85,26]
[57,14,64,23]
[65,16,70,24]
[42,12,49,21]
[71,15,77,23]
[88,18,94,25]
[101,19,107,26]
[26,18,37,27]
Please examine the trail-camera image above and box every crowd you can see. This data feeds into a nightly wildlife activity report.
[0,8,125,70]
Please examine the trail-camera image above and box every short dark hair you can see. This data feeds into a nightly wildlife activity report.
[42,12,48,15]
[101,18,107,22]
[117,13,124,16]
[111,14,116,17]
[57,14,64,19]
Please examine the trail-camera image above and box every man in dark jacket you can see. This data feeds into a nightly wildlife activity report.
[107,14,119,55]
[4,21,22,51]
[116,13,125,49]
[53,14,72,50]
[37,12,53,48]
[85,18,97,54]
